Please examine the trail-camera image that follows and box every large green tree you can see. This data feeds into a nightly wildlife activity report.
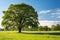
[2,3,38,32]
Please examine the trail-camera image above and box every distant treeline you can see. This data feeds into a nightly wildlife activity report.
[38,24,60,31]
[1,24,60,31]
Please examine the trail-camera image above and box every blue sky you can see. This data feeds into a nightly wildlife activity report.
[0,0,60,27]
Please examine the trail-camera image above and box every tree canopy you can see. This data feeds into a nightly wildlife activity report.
[2,3,38,32]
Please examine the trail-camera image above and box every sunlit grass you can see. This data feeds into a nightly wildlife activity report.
[0,31,60,40]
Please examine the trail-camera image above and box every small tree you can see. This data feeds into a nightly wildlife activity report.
[56,24,60,30]
[51,25,56,31]
[51,24,60,31]
[38,26,44,31]
[2,3,38,33]
[43,26,49,31]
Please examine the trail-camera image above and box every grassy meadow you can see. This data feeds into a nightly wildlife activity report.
[0,31,60,40]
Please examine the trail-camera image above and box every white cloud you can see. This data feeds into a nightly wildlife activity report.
[39,10,51,14]
[51,9,60,18]
[40,9,60,18]
[56,9,60,12]
[39,20,60,27]
[57,16,60,18]
[54,9,60,14]
[38,9,60,19]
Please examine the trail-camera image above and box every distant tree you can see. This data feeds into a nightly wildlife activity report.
[51,24,60,31]
[2,3,38,33]
[48,27,51,31]
[38,26,44,31]
[43,26,49,31]
[56,24,60,30]
[51,25,56,31]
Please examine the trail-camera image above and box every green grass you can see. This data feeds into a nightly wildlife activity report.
[0,31,60,40]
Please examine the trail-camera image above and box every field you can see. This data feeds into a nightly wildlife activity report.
[0,31,60,40]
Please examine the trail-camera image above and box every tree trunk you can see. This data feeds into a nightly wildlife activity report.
[18,27,22,33]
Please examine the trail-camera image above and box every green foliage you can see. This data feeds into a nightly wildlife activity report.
[51,24,60,31]
[2,3,38,32]
[38,26,44,31]
[43,26,49,31]
[38,24,60,31]
[22,26,38,31]
[38,26,51,31]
